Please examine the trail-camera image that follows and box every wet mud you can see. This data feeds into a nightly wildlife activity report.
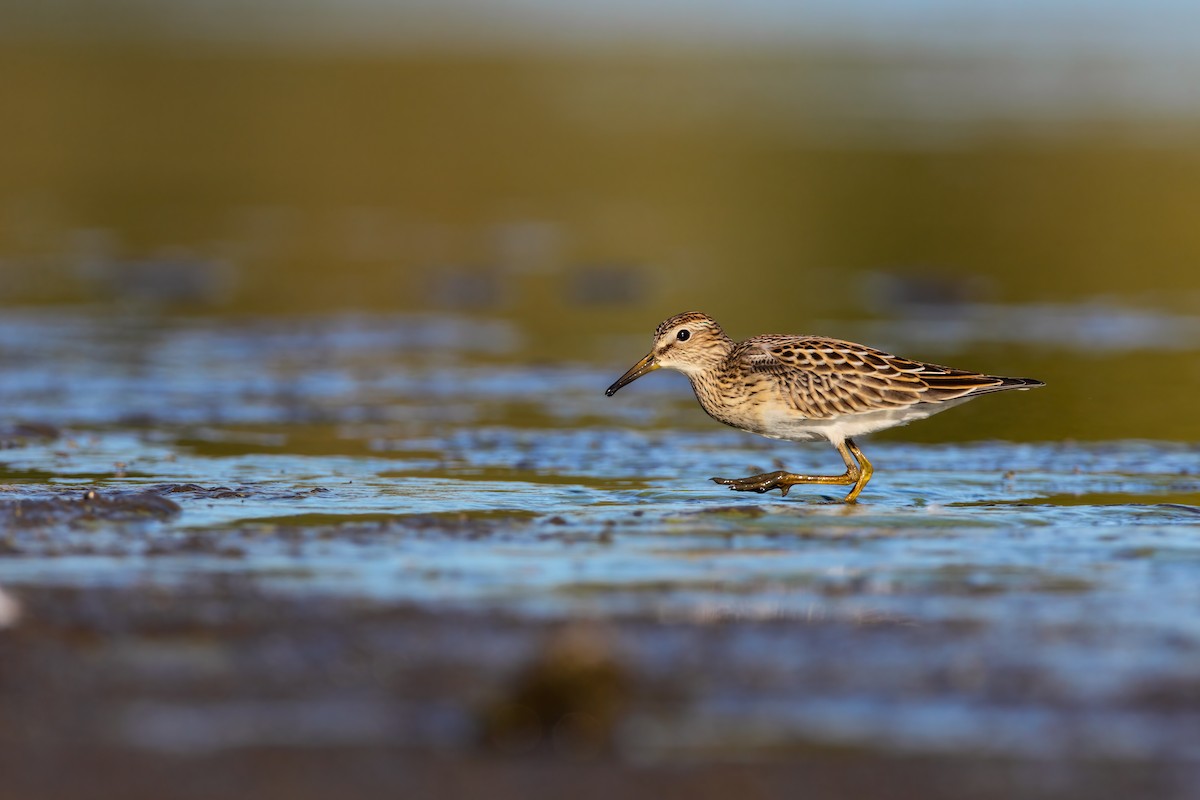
[0,488,181,529]
[3,581,1200,800]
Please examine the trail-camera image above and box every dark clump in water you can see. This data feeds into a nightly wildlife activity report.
[0,422,60,449]
[156,483,255,499]
[477,623,632,757]
[1,488,181,528]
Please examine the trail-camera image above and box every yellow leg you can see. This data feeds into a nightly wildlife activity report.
[843,439,873,503]
[711,438,874,504]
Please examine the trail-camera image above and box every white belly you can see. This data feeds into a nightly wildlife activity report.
[758,399,970,444]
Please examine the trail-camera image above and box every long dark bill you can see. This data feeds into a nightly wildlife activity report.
[604,352,660,396]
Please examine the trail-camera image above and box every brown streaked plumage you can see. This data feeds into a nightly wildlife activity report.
[605,311,1043,503]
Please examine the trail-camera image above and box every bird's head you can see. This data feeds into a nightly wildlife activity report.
[605,311,733,396]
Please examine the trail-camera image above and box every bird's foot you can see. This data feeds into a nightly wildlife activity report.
[711,471,797,497]
[712,469,862,502]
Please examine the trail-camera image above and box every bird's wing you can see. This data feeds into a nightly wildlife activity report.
[738,336,1011,419]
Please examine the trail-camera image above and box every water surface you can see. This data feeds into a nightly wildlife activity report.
[0,309,1196,772]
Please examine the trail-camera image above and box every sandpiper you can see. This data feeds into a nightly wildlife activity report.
[605,311,1043,503]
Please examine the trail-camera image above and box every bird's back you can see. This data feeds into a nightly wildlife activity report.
[686,334,1043,442]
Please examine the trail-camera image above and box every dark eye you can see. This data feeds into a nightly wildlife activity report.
[676,329,690,342]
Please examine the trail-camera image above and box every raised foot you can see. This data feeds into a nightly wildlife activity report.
[711,471,799,497]
[711,469,861,502]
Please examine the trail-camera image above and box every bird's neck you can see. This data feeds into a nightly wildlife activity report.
[685,367,743,427]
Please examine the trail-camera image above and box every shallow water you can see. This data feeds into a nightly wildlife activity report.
[0,309,1197,770]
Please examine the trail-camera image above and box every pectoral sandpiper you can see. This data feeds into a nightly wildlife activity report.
[605,311,1043,503]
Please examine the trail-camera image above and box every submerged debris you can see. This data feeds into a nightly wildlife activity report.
[0,422,60,449]
[154,483,253,499]
[478,623,631,756]
[0,489,181,528]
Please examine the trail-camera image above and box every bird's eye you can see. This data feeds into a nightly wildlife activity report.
[676,329,690,342]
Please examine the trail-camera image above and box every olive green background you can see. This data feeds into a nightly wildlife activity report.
[3,18,1199,442]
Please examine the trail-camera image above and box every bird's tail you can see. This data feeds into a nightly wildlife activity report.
[994,376,1045,390]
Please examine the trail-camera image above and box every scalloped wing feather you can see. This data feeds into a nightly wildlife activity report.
[739,336,1021,420]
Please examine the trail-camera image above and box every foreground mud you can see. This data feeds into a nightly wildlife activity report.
[3,579,1199,800]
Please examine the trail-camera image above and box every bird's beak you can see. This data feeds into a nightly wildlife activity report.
[605,352,660,396]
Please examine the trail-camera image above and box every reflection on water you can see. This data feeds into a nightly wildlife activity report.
[0,310,1197,766]
[0,306,1195,441]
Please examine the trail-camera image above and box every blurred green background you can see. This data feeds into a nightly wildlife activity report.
[2,0,1199,441]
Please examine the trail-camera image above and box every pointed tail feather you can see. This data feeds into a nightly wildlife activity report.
[968,375,1045,396]
[995,376,1045,389]
[918,372,1044,401]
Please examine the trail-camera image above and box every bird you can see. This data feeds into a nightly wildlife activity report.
[605,311,1043,503]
